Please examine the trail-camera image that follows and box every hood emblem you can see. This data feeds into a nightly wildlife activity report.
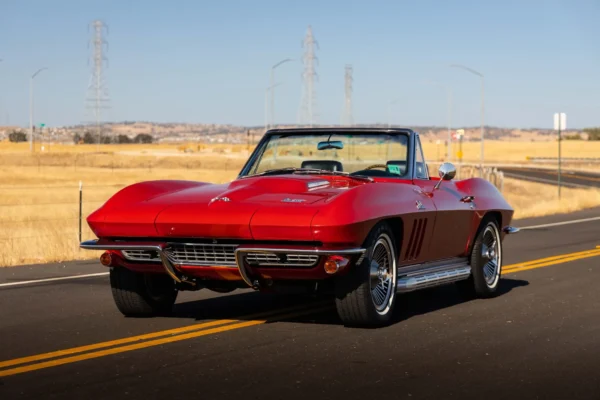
[281,198,306,203]
[209,196,231,204]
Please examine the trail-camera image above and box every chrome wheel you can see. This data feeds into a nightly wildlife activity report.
[369,233,397,315]
[480,224,501,288]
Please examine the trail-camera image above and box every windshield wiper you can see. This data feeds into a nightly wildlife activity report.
[243,167,373,182]
[293,169,373,182]
[242,167,317,178]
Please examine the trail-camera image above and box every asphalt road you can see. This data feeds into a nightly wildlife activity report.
[499,166,600,188]
[1,208,600,400]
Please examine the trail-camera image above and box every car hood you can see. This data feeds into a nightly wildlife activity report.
[87,175,369,241]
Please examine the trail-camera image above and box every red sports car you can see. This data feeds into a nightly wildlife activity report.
[81,128,519,326]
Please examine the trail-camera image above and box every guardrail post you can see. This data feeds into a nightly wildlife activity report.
[79,181,83,243]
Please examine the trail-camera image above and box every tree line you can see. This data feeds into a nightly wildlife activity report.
[7,130,153,144]
[73,132,154,144]
[583,127,600,141]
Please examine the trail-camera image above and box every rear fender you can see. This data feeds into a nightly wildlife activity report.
[456,177,515,253]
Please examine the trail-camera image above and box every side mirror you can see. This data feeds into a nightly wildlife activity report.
[434,162,456,189]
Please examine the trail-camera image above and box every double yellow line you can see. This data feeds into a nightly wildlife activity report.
[2,246,599,378]
[0,302,333,378]
[503,246,600,275]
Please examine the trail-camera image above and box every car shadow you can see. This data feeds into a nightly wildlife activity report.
[169,278,529,328]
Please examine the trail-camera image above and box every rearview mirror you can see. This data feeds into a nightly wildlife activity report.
[434,162,456,189]
[317,140,344,150]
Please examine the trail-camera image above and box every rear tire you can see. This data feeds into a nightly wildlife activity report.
[334,222,398,327]
[458,218,503,298]
[110,267,178,317]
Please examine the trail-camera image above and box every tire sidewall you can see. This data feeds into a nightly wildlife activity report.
[470,219,502,295]
[335,222,399,325]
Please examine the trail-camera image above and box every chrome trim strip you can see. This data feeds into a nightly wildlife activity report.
[397,266,471,293]
[80,240,163,251]
[397,257,469,276]
[396,257,471,293]
[233,247,367,288]
[503,226,520,234]
[307,180,330,190]
[245,252,319,268]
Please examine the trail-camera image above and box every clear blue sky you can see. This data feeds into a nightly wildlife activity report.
[1,0,598,129]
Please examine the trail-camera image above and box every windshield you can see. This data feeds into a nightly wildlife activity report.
[242,132,409,177]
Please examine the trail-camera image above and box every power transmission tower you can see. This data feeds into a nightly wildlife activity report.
[298,25,319,127]
[341,64,354,126]
[86,20,110,146]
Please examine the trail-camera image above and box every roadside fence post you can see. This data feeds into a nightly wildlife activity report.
[79,181,83,243]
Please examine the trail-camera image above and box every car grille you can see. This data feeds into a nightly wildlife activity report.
[244,252,319,268]
[121,249,160,262]
[164,243,238,267]
[120,245,320,268]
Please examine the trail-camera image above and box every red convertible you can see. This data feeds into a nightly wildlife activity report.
[81,128,518,326]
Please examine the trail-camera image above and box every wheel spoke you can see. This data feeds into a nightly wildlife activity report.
[369,236,397,313]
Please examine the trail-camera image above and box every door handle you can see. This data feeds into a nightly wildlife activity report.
[460,196,475,203]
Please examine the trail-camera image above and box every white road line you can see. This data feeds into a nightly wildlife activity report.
[0,272,109,288]
[518,216,600,230]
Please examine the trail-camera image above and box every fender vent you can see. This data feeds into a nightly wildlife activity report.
[404,218,427,261]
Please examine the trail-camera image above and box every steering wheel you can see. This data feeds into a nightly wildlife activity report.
[364,164,388,171]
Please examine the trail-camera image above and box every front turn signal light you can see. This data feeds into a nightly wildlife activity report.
[100,251,112,266]
[324,255,350,275]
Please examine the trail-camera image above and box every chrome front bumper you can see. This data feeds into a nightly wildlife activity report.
[80,240,191,285]
[80,239,366,289]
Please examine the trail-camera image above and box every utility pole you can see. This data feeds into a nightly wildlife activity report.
[86,20,110,148]
[341,64,354,126]
[269,58,293,129]
[29,67,48,152]
[298,25,319,127]
[422,80,453,161]
[265,83,282,131]
[450,64,484,169]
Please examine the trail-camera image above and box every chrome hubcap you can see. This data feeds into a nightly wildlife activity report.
[369,234,396,314]
[480,225,501,287]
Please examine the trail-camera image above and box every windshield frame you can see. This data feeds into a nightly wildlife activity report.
[237,128,416,180]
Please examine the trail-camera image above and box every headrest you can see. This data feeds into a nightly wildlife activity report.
[386,160,407,176]
[300,160,344,172]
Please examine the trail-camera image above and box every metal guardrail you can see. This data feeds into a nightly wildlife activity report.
[527,157,600,163]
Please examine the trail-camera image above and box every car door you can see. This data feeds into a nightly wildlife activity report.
[412,137,474,261]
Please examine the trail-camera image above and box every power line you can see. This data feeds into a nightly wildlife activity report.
[298,25,319,127]
[341,64,354,126]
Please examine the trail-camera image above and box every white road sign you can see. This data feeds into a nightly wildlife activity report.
[553,113,567,130]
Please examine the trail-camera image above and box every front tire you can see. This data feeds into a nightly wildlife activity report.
[458,219,503,298]
[334,222,398,327]
[110,267,178,317]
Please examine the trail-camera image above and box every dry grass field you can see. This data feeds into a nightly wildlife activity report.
[1,139,599,267]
